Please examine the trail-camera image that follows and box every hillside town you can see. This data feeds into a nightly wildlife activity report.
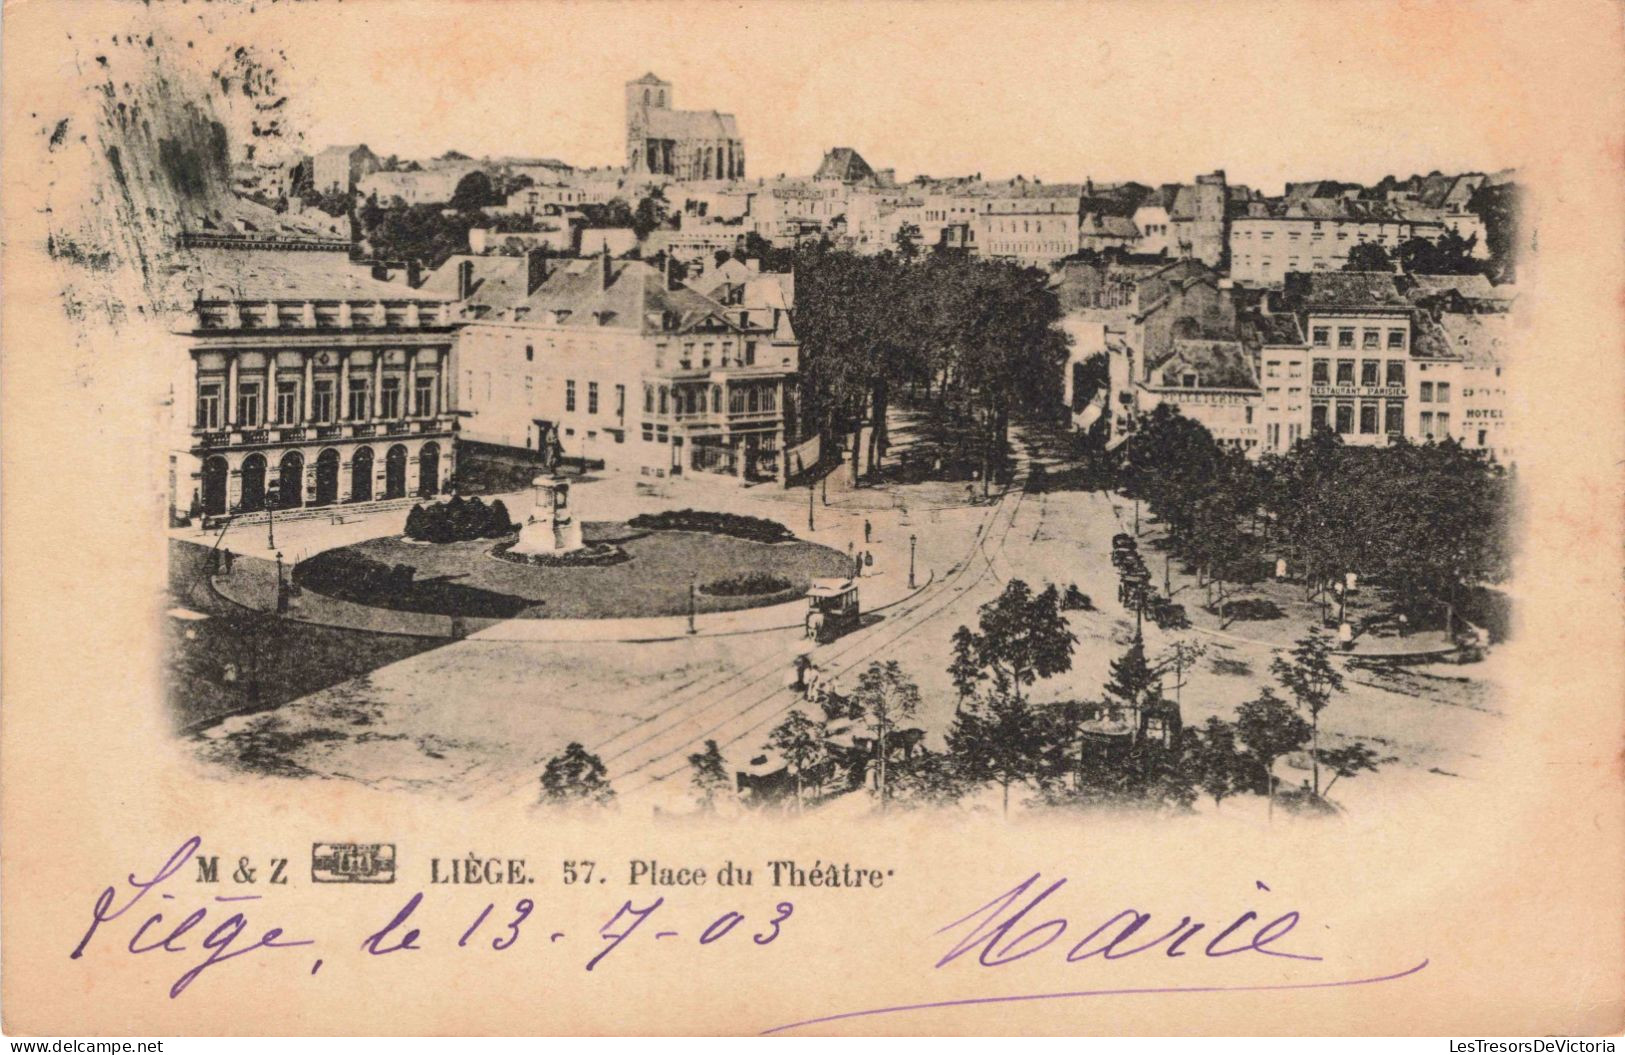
[164,70,1518,820]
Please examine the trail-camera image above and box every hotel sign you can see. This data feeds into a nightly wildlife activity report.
[1310,385,1406,399]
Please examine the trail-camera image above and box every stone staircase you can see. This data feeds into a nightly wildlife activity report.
[205,496,420,531]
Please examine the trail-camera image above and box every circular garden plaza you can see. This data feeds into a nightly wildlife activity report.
[288,475,853,624]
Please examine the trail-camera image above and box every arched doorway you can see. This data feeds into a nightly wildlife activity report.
[240,454,267,513]
[314,449,340,506]
[350,447,374,502]
[384,445,408,499]
[202,457,228,516]
[417,442,440,497]
[278,451,305,509]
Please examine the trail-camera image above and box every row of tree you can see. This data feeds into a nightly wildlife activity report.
[791,247,1070,486]
[1117,406,1511,632]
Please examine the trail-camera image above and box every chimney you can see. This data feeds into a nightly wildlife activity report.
[527,248,550,295]
[601,242,613,291]
[371,262,389,282]
[407,260,422,288]
[663,251,673,291]
[457,259,475,300]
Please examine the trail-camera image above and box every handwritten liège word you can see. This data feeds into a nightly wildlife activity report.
[72,838,799,1000]
[70,836,316,999]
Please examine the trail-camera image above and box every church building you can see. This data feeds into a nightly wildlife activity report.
[625,73,745,181]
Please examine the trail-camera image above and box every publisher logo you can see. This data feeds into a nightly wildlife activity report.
[311,842,396,883]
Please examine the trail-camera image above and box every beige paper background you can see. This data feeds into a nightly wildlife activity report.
[2,0,1622,1037]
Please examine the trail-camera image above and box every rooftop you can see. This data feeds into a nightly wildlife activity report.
[175,246,441,304]
[1147,339,1258,390]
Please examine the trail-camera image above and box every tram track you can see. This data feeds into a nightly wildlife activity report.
[454,437,1038,807]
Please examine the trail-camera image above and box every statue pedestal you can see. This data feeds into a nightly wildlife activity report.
[512,475,585,556]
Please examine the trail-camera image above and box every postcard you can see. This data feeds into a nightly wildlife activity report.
[2,0,1621,1037]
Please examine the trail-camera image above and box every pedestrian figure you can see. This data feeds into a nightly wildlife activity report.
[803,663,822,702]
[864,519,872,543]
[864,550,874,570]
[222,549,235,576]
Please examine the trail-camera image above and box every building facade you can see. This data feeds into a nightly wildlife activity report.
[1137,339,1262,452]
[312,144,381,195]
[625,73,745,181]
[1230,205,1449,286]
[971,183,1085,265]
[446,253,799,483]
[178,246,458,523]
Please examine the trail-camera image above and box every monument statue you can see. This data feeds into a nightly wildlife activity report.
[512,474,585,556]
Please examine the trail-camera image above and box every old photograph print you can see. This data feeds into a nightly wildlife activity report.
[42,0,1521,823]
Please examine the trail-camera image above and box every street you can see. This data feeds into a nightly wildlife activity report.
[185,413,1504,818]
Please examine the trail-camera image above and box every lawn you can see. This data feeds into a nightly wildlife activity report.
[298,521,852,619]
[167,540,448,730]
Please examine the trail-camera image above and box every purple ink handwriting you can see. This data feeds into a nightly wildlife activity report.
[762,871,1427,1034]
[70,838,796,999]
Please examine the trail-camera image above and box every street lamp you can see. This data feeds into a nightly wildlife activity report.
[266,481,278,549]
[275,550,288,614]
[688,578,697,635]
[908,533,917,589]
[808,480,815,532]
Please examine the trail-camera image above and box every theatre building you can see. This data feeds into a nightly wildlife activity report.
[175,243,459,523]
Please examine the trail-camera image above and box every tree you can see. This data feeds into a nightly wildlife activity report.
[539,742,615,807]
[1070,351,1110,412]
[1192,717,1247,810]
[686,739,731,812]
[1153,640,1207,707]
[888,749,967,809]
[632,188,672,240]
[1316,742,1394,802]
[1344,243,1394,272]
[450,170,499,213]
[948,625,984,713]
[1397,230,1482,275]
[1271,630,1346,797]
[894,222,922,260]
[1102,638,1156,732]
[1234,689,1311,818]
[765,710,829,810]
[953,579,1077,702]
[849,660,921,811]
[946,692,1050,816]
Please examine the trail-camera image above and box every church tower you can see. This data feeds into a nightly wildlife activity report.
[626,73,671,174]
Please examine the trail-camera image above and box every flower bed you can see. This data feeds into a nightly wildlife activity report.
[625,508,795,544]
[490,539,630,568]
[699,572,794,597]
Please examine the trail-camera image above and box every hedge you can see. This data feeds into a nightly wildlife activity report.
[626,508,794,544]
[406,496,515,544]
[701,572,794,597]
